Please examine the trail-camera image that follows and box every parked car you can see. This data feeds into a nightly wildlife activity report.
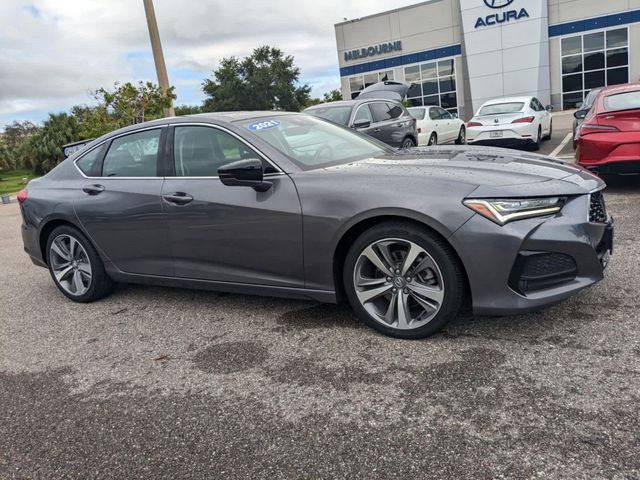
[573,87,603,149]
[466,96,553,150]
[575,83,640,174]
[18,112,612,339]
[304,81,417,149]
[407,106,466,146]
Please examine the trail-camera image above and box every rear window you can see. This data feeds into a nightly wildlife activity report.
[478,102,525,116]
[407,107,425,120]
[604,91,640,112]
[305,106,352,126]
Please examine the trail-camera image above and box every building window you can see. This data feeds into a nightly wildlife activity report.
[403,58,459,117]
[348,70,395,99]
[561,27,629,109]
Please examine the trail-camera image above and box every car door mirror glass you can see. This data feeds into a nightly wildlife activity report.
[218,158,272,192]
[545,105,554,112]
[574,109,588,120]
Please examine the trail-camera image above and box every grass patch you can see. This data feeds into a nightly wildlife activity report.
[0,169,36,196]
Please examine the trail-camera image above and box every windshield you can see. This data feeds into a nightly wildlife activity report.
[240,115,390,170]
[407,107,426,120]
[478,102,525,116]
[305,105,352,126]
[604,90,640,112]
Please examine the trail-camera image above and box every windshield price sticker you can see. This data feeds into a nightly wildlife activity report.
[248,120,280,132]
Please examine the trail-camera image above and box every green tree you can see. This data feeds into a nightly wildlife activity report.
[174,104,204,116]
[29,113,80,172]
[93,81,176,128]
[0,121,41,170]
[322,89,343,102]
[202,46,311,112]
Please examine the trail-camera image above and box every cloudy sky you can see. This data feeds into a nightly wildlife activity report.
[0,0,420,127]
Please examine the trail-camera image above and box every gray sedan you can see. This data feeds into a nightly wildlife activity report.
[18,112,613,339]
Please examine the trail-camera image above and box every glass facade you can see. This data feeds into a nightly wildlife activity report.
[561,27,629,108]
[403,58,458,117]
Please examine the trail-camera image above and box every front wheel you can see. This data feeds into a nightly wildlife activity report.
[543,121,553,141]
[46,225,114,302]
[343,222,466,339]
[455,126,466,145]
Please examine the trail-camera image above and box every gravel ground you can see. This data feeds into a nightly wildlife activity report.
[0,176,639,479]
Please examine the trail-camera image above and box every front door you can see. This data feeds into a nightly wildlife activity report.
[162,124,304,287]
[73,127,173,276]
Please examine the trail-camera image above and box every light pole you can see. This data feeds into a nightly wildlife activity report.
[143,0,175,117]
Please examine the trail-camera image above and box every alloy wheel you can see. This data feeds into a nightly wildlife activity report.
[353,238,445,330]
[49,234,92,296]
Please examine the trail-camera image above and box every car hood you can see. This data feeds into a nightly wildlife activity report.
[322,146,604,197]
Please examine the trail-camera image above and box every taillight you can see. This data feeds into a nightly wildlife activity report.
[467,121,482,127]
[512,116,535,124]
[17,189,27,204]
[580,123,620,136]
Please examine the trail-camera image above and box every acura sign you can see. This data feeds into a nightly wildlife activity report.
[475,0,529,28]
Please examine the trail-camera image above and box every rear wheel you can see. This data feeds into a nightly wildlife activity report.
[531,126,542,151]
[343,222,465,339]
[46,225,114,302]
[428,132,437,146]
[543,121,553,141]
[455,126,466,145]
[401,137,415,149]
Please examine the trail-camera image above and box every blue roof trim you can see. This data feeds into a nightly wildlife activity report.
[549,9,640,37]
[339,44,462,77]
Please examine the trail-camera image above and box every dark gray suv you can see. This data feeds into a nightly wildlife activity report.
[305,81,417,149]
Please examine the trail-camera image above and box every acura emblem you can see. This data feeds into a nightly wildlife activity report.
[484,0,515,8]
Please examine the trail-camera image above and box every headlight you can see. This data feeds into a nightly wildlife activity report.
[463,197,566,225]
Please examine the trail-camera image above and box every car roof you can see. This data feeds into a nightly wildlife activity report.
[600,82,640,95]
[481,96,533,106]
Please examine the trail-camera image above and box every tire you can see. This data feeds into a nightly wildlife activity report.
[401,137,415,149]
[455,126,466,145]
[343,221,466,339]
[46,225,114,302]
[531,126,542,151]
[427,132,437,146]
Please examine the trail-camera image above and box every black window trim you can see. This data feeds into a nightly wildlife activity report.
[73,125,168,180]
[167,122,284,179]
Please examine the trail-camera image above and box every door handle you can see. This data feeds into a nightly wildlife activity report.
[82,184,105,195]
[162,192,194,205]
[373,128,381,132]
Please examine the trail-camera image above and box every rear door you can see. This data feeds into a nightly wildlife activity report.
[161,124,304,287]
[73,127,173,276]
[436,107,456,142]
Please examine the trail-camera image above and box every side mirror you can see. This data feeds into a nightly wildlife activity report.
[574,109,588,120]
[576,102,584,110]
[545,105,554,112]
[218,158,272,192]
[352,120,371,129]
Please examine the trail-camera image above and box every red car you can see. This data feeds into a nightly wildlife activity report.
[576,83,640,174]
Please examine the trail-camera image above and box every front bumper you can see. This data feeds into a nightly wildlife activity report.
[450,193,612,316]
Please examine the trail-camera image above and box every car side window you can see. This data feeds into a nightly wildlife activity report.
[353,105,373,125]
[437,107,451,119]
[173,126,264,177]
[102,129,161,177]
[370,102,393,123]
[386,103,403,120]
[428,107,439,120]
[76,146,104,177]
[532,98,543,111]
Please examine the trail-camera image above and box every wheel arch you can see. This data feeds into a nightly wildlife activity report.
[332,214,470,303]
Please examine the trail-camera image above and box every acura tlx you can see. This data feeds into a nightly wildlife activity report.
[18,112,613,339]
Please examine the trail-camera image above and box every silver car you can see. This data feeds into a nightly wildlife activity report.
[18,112,613,339]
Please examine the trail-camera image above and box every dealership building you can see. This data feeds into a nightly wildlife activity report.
[334,0,640,119]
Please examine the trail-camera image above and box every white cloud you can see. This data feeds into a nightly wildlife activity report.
[0,0,420,125]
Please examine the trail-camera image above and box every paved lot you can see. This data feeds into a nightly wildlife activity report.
[1,174,639,479]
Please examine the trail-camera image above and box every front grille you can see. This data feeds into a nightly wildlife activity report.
[509,252,578,295]
[589,191,607,223]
